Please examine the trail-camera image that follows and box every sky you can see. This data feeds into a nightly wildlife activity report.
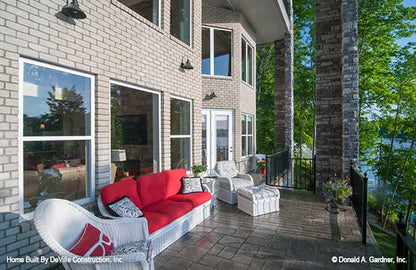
[397,0,416,47]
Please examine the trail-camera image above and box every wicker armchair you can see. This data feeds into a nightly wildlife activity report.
[34,199,153,270]
[215,161,254,204]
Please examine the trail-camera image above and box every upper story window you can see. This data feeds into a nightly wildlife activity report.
[20,58,95,216]
[118,0,160,26]
[171,0,191,45]
[202,26,232,77]
[241,38,254,86]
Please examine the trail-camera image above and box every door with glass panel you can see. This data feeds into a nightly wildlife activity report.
[202,110,233,175]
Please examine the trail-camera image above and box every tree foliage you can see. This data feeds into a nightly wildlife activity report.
[358,0,416,228]
[256,0,315,155]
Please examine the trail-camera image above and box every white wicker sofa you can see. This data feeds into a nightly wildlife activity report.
[215,161,254,204]
[98,169,211,257]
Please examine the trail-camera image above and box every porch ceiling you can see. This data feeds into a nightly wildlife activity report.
[204,0,290,45]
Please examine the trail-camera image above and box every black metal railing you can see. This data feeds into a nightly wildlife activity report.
[265,150,316,192]
[396,213,416,270]
[350,163,368,245]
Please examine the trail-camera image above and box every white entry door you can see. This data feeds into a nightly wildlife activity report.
[202,110,233,176]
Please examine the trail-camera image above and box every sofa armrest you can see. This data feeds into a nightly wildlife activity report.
[236,173,254,185]
[97,195,121,219]
[216,176,233,191]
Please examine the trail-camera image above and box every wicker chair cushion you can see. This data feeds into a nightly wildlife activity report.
[215,161,238,179]
[218,178,253,190]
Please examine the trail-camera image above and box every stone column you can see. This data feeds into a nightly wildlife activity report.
[343,0,359,175]
[315,0,344,190]
[274,0,294,159]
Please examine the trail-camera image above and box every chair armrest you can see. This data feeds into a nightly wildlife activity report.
[96,217,149,248]
[236,173,254,185]
[216,176,233,190]
[202,183,211,193]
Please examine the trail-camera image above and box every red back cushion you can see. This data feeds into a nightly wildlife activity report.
[164,169,187,198]
[136,171,167,207]
[100,179,142,209]
[69,223,113,257]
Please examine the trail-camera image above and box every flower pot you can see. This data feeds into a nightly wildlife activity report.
[259,167,266,175]
[326,200,346,213]
[193,172,205,178]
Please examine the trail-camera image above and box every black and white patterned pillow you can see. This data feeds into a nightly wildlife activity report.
[109,240,153,262]
[106,196,144,218]
[181,177,203,194]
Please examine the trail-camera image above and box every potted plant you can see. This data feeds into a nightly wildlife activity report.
[322,176,353,212]
[257,158,266,175]
[192,164,207,178]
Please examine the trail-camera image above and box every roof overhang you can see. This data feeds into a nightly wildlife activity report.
[204,0,290,45]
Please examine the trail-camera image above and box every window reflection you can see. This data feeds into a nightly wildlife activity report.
[171,98,191,170]
[171,0,191,45]
[21,60,93,214]
[118,0,159,25]
[23,63,91,136]
[111,84,160,179]
[214,30,232,76]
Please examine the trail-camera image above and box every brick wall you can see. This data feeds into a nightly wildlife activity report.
[201,3,257,173]
[0,0,202,268]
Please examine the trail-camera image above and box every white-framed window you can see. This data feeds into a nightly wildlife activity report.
[202,26,232,77]
[170,0,192,45]
[19,58,95,217]
[110,80,161,180]
[118,0,161,27]
[241,114,253,157]
[170,96,192,170]
[241,38,254,86]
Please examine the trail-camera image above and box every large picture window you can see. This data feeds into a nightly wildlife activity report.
[118,0,160,26]
[242,114,253,157]
[202,26,232,77]
[170,0,191,45]
[241,38,254,86]
[111,82,160,179]
[19,59,94,215]
[171,97,192,170]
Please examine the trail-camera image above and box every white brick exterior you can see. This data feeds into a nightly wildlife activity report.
[201,3,257,173]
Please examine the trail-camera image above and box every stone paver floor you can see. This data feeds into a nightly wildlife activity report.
[154,188,386,270]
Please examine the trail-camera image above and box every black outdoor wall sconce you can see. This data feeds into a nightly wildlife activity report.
[61,0,87,19]
[180,56,194,70]
[204,92,217,101]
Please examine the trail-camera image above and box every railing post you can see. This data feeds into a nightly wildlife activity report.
[396,212,408,270]
[265,155,269,186]
[313,155,316,194]
[362,173,368,245]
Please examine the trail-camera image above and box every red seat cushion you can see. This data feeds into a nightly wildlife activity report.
[168,192,211,208]
[69,223,113,257]
[143,200,193,221]
[163,169,187,198]
[136,171,167,207]
[141,211,172,234]
[100,179,142,209]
